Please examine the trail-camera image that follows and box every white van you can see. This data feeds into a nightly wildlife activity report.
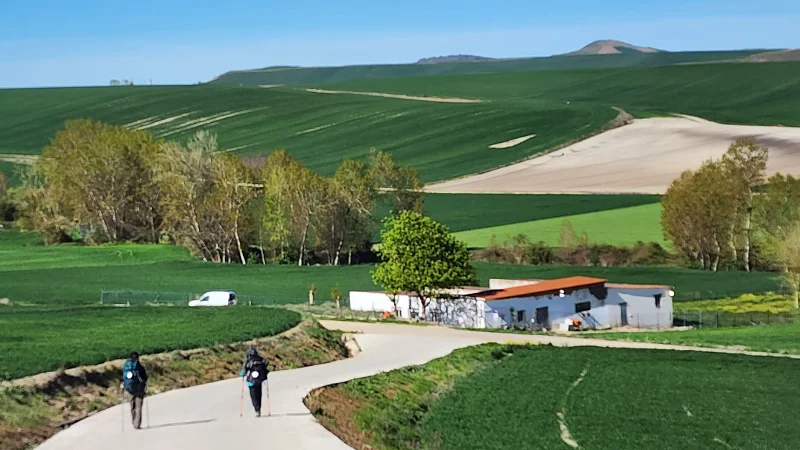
[188,291,237,307]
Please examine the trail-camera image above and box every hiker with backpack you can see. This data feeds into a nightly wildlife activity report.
[240,345,269,417]
[121,352,149,430]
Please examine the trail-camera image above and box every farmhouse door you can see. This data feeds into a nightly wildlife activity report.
[535,307,549,329]
[620,303,628,326]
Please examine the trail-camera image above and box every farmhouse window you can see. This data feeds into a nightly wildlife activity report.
[517,310,526,322]
[575,302,591,313]
[654,294,663,308]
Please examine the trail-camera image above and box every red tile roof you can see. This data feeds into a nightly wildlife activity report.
[482,276,607,301]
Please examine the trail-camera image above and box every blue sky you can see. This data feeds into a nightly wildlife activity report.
[1,0,799,88]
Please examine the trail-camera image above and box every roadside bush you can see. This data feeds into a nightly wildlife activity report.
[473,239,674,267]
[677,292,795,314]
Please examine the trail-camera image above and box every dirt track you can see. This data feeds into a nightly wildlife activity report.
[305,88,483,103]
[427,116,800,194]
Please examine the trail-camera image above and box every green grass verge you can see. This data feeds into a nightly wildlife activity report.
[0,231,782,305]
[316,344,800,450]
[593,322,800,355]
[212,50,763,86]
[404,193,660,234]
[0,306,301,380]
[452,203,665,247]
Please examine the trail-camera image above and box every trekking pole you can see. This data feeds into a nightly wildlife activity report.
[239,377,245,418]
[265,378,271,417]
[120,386,125,433]
[146,395,151,429]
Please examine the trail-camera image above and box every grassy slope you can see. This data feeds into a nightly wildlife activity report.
[0,306,300,379]
[0,85,612,183]
[212,50,762,86]
[452,202,665,247]
[331,61,800,126]
[593,323,800,355]
[0,231,780,305]
[312,344,800,450]
[404,193,660,233]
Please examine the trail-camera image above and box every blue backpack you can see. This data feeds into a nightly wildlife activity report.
[122,359,144,394]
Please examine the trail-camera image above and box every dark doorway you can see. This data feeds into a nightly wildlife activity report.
[535,307,549,329]
[620,303,628,326]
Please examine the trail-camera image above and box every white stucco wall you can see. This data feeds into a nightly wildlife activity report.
[350,284,674,330]
[485,287,673,330]
[348,291,490,328]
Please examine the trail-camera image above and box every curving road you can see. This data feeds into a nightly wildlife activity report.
[36,321,800,450]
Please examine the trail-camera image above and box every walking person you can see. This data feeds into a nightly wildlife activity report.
[121,352,149,430]
[240,345,269,417]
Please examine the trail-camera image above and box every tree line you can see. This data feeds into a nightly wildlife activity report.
[8,119,423,265]
[661,138,800,306]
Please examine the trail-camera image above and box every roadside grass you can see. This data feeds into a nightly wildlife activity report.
[591,322,800,355]
[0,231,782,305]
[452,203,665,248]
[309,344,800,450]
[403,193,660,234]
[0,306,301,379]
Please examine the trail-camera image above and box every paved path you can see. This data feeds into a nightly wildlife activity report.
[36,322,800,450]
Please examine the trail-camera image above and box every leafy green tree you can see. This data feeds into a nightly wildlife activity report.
[156,131,256,263]
[662,160,738,271]
[372,211,476,319]
[776,224,800,309]
[722,138,769,271]
[36,119,162,243]
[368,149,423,214]
[320,159,377,265]
[755,173,800,244]
[0,172,7,198]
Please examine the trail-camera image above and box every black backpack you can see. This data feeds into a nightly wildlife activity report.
[248,356,269,383]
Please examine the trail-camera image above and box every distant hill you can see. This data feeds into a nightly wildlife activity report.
[211,50,762,87]
[565,40,661,56]
[744,48,799,62]
[416,55,496,64]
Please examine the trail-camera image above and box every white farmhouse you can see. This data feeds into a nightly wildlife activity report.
[349,276,674,330]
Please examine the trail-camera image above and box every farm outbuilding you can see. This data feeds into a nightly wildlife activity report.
[349,276,674,330]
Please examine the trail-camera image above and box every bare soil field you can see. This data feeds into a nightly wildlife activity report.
[427,116,800,194]
[305,88,483,103]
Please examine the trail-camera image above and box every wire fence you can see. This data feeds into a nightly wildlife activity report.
[99,290,336,307]
[673,310,796,329]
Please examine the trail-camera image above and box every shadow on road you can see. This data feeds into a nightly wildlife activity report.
[147,418,217,430]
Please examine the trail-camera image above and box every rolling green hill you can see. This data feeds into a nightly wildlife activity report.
[211,50,763,87]
[330,61,800,126]
[0,84,613,182]
[3,61,800,186]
